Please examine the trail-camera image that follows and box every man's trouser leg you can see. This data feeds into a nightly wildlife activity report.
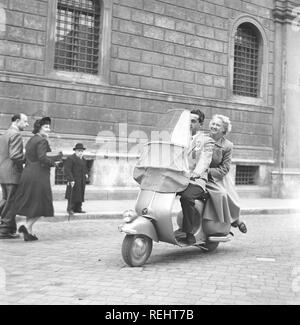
[67,199,74,213]
[179,184,205,234]
[0,184,18,234]
[0,184,8,215]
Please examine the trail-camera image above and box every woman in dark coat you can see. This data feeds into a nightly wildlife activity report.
[203,115,247,234]
[64,143,88,214]
[15,117,62,241]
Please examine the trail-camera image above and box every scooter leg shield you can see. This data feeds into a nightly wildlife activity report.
[121,217,158,242]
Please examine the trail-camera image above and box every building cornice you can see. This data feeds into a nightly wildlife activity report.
[273,0,300,24]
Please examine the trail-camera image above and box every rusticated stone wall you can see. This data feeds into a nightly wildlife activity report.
[0,0,278,195]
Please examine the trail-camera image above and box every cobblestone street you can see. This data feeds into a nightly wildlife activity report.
[0,213,300,305]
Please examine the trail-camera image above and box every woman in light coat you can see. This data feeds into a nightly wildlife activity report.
[203,114,247,233]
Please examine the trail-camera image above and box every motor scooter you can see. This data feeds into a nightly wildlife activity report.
[119,110,232,267]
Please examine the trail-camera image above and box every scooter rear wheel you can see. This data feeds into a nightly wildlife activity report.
[197,241,219,253]
[122,234,153,267]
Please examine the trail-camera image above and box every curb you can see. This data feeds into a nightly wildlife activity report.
[242,208,300,215]
[16,208,300,223]
[16,212,123,223]
[49,212,123,222]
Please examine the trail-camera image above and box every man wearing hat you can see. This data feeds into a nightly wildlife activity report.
[64,143,89,214]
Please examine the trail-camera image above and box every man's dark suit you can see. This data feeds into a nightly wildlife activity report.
[64,154,88,213]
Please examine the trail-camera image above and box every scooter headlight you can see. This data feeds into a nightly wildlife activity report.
[122,209,138,223]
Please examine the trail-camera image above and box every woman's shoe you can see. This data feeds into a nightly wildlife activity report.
[238,222,247,233]
[18,225,29,235]
[24,233,39,242]
[18,225,30,241]
[24,234,38,241]
[24,234,35,242]
[231,221,247,234]
[18,225,38,241]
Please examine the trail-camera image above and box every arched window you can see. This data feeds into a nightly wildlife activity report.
[233,23,262,98]
[54,0,101,75]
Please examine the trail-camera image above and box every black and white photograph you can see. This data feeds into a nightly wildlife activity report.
[0,0,300,308]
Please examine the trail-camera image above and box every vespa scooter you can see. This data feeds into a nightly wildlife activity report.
[119,110,232,267]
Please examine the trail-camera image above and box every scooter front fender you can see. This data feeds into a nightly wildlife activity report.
[119,216,158,242]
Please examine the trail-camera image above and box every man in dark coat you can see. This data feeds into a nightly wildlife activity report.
[64,143,88,214]
[0,113,29,239]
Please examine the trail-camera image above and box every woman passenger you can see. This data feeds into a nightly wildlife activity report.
[203,114,247,233]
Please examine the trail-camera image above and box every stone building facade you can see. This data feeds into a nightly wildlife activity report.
[0,0,299,199]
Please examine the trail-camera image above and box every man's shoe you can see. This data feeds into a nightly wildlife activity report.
[9,232,20,239]
[0,232,20,239]
[74,210,86,214]
[67,209,74,215]
[174,228,186,239]
[186,233,196,245]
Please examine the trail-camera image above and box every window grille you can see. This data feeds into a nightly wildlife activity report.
[54,0,101,74]
[55,158,94,185]
[233,24,260,97]
[235,165,259,185]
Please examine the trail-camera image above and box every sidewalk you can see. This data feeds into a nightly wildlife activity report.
[30,198,300,222]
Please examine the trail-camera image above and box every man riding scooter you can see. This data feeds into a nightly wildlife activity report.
[177,109,215,245]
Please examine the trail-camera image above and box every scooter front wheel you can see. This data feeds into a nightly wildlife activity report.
[122,234,153,267]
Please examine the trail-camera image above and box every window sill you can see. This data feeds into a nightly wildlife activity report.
[230,94,266,106]
[46,70,108,86]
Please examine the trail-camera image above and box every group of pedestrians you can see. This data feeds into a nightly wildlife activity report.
[0,114,88,241]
